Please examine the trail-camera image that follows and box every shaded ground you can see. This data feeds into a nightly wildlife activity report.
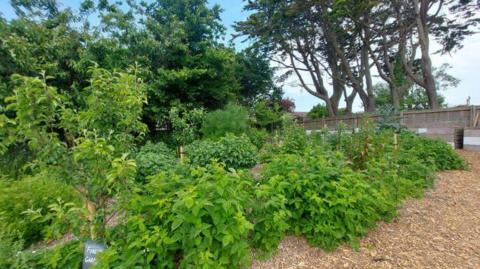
[252,150,480,269]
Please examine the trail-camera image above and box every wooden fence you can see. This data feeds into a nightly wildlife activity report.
[301,106,480,131]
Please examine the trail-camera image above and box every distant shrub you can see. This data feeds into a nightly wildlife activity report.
[185,134,257,169]
[308,104,329,119]
[0,223,24,268]
[135,142,177,182]
[246,128,269,149]
[253,100,282,130]
[201,104,249,139]
[281,124,308,154]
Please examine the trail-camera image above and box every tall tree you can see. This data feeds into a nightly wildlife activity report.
[236,0,378,115]
[236,1,345,116]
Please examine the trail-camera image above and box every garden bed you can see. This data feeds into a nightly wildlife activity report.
[252,150,480,269]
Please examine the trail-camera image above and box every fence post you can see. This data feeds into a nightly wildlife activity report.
[471,106,477,128]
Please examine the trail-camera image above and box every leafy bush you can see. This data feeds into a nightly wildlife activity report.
[0,224,24,268]
[96,162,254,269]
[250,181,290,258]
[5,241,84,269]
[135,142,177,182]
[281,124,308,154]
[261,149,388,250]
[185,134,257,169]
[253,100,282,130]
[246,128,269,149]
[0,174,80,246]
[307,104,329,119]
[201,104,249,139]
[399,132,465,170]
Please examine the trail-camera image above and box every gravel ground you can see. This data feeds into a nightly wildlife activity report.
[252,150,480,269]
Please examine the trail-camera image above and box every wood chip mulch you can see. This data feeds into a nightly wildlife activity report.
[251,150,480,269]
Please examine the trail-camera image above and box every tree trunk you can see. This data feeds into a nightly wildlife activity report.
[345,89,357,115]
[362,45,376,112]
[415,0,438,109]
[391,85,402,111]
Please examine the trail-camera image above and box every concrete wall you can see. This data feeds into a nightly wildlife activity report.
[464,129,480,151]
[409,128,464,149]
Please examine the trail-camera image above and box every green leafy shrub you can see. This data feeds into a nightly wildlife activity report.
[185,134,257,169]
[246,128,269,149]
[307,104,329,119]
[261,149,390,250]
[0,174,80,246]
[281,124,308,154]
[135,142,177,183]
[9,241,84,269]
[249,181,289,258]
[253,100,282,130]
[201,104,249,139]
[169,105,205,146]
[96,162,254,269]
[399,132,465,170]
[0,224,24,268]
[259,122,308,162]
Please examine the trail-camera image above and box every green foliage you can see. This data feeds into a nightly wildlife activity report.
[9,241,84,269]
[71,133,138,239]
[96,162,254,269]
[253,100,283,130]
[135,142,177,183]
[308,104,329,119]
[0,174,80,246]
[261,149,387,250]
[0,222,25,268]
[399,132,466,171]
[185,134,258,169]
[236,49,283,106]
[64,66,147,151]
[245,128,269,149]
[169,105,205,146]
[201,104,249,139]
[281,123,308,154]
[4,74,67,168]
[377,105,404,131]
[255,127,465,252]
[249,181,289,258]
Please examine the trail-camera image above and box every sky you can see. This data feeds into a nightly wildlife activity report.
[1,0,479,112]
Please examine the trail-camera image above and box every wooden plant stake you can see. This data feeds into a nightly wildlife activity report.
[179,145,185,162]
[394,133,398,150]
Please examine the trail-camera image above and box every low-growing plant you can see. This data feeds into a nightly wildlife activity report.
[10,240,84,269]
[0,174,81,246]
[134,141,177,183]
[96,162,254,269]
[249,181,290,259]
[261,148,388,250]
[245,128,269,149]
[399,132,466,170]
[185,134,257,169]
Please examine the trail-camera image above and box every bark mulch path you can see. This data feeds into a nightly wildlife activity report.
[252,150,480,269]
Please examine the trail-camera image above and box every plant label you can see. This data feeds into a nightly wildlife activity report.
[82,240,106,269]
